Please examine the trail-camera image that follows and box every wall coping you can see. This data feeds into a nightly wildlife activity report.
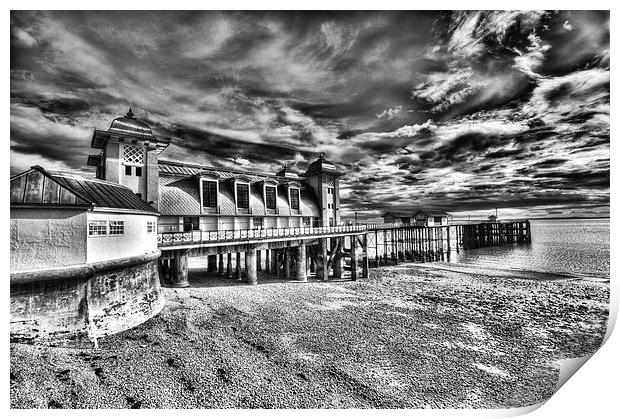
[10,250,162,287]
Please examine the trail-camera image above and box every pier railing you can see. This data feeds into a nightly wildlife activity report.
[157,224,367,247]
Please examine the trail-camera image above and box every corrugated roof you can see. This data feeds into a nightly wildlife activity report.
[50,172,158,214]
[159,174,319,217]
[158,160,302,183]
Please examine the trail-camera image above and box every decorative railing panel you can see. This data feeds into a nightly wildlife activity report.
[157,224,367,247]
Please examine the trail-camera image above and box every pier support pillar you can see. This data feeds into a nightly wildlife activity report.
[296,243,307,282]
[362,234,369,279]
[218,253,224,276]
[235,252,242,279]
[333,239,343,279]
[226,253,232,277]
[350,235,358,281]
[171,250,190,288]
[245,247,258,285]
[284,249,291,279]
[207,255,217,273]
[264,249,270,273]
[257,250,262,272]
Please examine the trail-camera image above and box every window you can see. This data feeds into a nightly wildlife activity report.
[109,221,125,235]
[88,220,107,236]
[236,183,249,209]
[290,188,300,210]
[183,217,199,232]
[329,217,334,227]
[253,217,263,229]
[302,216,311,226]
[135,166,142,177]
[265,186,276,209]
[434,217,443,225]
[125,165,132,175]
[147,221,156,233]
[202,180,218,207]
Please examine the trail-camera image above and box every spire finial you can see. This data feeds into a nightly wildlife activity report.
[126,107,134,118]
[318,152,325,160]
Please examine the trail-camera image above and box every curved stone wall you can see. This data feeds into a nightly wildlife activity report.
[10,251,165,345]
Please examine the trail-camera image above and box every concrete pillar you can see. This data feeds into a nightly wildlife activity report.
[245,247,258,285]
[271,249,278,275]
[207,255,218,273]
[235,252,242,279]
[226,253,232,277]
[265,249,270,273]
[275,250,281,277]
[296,243,307,282]
[284,248,291,279]
[320,238,328,280]
[171,250,190,287]
[218,253,224,276]
[333,238,343,279]
[362,233,369,279]
[257,250,262,272]
[350,235,358,281]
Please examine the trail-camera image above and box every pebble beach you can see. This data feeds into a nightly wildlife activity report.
[10,263,610,409]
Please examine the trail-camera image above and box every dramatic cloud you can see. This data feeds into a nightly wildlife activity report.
[10,11,609,219]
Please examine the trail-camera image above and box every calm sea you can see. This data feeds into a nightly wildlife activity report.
[449,218,610,279]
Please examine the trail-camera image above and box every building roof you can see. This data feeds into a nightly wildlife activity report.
[382,209,451,218]
[158,160,303,183]
[10,166,158,215]
[158,173,319,217]
[90,109,170,154]
[305,153,343,176]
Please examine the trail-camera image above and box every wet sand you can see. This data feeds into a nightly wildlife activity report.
[10,264,609,409]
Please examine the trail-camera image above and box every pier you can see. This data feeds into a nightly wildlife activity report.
[157,220,531,286]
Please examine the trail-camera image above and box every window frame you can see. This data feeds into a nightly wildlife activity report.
[264,185,277,210]
[88,220,107,237]
[108,220,125,236]
[235,182,250,209]
[147,221,156,233]
[201,179,218,208]
[289,187,300,211]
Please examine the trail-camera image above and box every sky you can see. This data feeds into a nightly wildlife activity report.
[10,10,610,219]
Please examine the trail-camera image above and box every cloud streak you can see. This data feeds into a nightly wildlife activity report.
[10,10,609,219]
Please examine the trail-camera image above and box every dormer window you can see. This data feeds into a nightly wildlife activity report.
[202,180,218,207]
[236,183,250,209]
[265,185,276,209]
[289,188,300,210]
[198,174,220,213]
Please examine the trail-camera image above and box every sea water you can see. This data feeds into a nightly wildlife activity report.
[449,219,610,279]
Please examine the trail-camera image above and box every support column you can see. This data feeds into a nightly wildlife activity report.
[272,249,278,275]
[171,250,190,288]
[226,253,232,277]
[257,250,262,272]
[296,243,307,282]
[284,248,291,279]
[218,253,224,276]
[264,249,270,273]
[362,233,369,279]
[320,238,329,280]
[350,235,358,281]
[275,250,281,277]
[235,251,242,279]
[333,238,343,279]
[245,247,257,285]
[207,255,218,273]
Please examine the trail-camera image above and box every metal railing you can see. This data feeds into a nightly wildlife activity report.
[157,224,367,247]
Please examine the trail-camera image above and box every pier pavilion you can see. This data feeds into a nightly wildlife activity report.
[86,110,368,286]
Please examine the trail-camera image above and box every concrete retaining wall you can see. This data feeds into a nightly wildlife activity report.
[10,251,165,345]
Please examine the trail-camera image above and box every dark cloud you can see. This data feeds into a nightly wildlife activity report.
[10,10,610,218]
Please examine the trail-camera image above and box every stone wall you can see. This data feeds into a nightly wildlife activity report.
[10,252,164,345]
